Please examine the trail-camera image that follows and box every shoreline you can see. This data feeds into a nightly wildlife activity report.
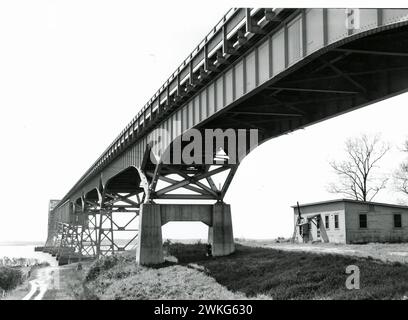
[0,242,44,247]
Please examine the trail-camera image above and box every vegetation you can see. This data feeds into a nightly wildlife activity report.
[0,267,23,291]
[76,243,408,300]
[394,139,408,198]
[0,257,49,267]
[194,244,408,299]
[79,249,249,300]
[328,134,390,201]
[0,256,50,299]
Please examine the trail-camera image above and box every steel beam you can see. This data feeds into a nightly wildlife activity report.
[334,48,408,57]
[227,111,303,117]
[268,86,359,94]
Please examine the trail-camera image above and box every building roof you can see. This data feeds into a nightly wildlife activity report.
[291,199,408,211]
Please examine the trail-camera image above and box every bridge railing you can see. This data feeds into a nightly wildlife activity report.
[54,7,286,209]
[99,8,265,169]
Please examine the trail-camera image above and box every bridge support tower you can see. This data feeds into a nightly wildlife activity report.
[136,161,238,265]
[136,202,234,265]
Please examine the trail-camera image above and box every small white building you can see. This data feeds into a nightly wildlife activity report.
[292,199,408,244]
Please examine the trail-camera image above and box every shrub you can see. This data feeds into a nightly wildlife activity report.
[166,242,209,263]
[85,255,119,282]
[0,267,23,291]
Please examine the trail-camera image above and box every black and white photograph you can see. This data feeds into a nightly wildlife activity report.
[1,0,408,312]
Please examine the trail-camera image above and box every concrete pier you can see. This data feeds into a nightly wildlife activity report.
[136,203,164,265]
[136,203,235,265]
[57,256,69,266]
[209,203,234,256]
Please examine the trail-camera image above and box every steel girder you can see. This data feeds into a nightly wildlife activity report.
[146,163,239,203]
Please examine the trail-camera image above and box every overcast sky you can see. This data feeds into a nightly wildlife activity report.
[1,0,408,242]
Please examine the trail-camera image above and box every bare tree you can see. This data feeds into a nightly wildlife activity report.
[394,140,408,196]
[327,134,390,201]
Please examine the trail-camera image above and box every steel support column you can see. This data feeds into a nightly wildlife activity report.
[97,190,143,257]
[80,198,101,258]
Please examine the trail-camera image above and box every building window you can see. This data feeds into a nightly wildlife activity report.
[359,214,367,228]
[394,214,402,228]
[325,215,329,229]
[334,214,339,229]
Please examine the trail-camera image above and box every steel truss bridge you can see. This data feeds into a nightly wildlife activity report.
[40,8,408,265]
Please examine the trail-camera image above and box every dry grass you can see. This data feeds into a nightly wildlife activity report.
[96,265,249,300]
[1,281,31,300]
[192,244,408,299]
[80,251,250,300]
[74,243,408,300]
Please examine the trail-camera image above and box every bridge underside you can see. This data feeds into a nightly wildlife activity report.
[206,25,408,143]
[42,11,408,266]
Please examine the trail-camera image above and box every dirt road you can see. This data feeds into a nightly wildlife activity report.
[22,267,60,300]
[239,240,408,264]
[16,262,87,300]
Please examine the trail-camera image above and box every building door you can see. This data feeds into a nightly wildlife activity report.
[302,223,311,243]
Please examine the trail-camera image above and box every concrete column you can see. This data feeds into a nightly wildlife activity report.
[209,203,235,256]
[136,203,164,265]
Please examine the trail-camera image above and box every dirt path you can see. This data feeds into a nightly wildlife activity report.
[22,267,59,300]
[264,244,359,255]
[239,240,408,264]
[17,262,87,300]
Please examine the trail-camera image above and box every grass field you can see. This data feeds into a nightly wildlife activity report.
[75,242,408,300]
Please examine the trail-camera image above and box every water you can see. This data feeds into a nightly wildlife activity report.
[0,244,57,267]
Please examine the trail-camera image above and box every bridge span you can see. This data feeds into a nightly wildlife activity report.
[41,8,408,265]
